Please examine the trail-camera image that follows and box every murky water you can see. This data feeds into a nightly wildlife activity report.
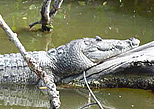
[0,0,154,108]
[1,85,154,109]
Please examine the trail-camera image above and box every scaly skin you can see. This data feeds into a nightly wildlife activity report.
[0,36,140,84]
[0,51,51,84]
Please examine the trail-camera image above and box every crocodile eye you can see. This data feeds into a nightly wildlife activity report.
[57,46,64,55]
[48,48,56,55]
[95,36,102,41]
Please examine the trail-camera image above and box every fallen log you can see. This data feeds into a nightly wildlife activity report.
[63,41,154,90]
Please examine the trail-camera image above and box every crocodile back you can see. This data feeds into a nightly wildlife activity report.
[0,51,50,84]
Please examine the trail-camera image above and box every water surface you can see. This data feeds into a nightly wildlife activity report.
[0,0,154,108]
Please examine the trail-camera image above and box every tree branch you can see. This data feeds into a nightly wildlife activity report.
[49,0,64,19]
[29,0,63,31]
[80,103,97,109]
[29,21,41,28]
[0,15,60,109]
[41,0,52,23]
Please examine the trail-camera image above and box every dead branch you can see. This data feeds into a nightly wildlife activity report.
[29,0,63,31]
[0,14,60,109]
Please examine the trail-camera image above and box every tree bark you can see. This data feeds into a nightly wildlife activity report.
[62,41,154,90]
[29,0,63,31]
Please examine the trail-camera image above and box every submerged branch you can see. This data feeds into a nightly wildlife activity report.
[80,103,97,109]
[0,15,60,109]
[29,21,41,28]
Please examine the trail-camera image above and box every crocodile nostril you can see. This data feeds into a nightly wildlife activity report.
[132,39,140,46]
[95,36,102,41]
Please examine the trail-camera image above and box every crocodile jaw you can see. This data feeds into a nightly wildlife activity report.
[83,37,140,63]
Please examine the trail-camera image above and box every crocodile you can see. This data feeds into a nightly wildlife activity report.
[0,36,140,84]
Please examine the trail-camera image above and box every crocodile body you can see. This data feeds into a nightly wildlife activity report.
[0,36,140,84]
[0,51,49,84]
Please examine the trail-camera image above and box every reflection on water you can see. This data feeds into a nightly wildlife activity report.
[0,85,49,109]
[0,85,92,109]
[1,85,154,109]
[0,0,154,108]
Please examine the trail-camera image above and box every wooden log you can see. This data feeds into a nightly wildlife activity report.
[86,41,154,78]
[63,41,154,89]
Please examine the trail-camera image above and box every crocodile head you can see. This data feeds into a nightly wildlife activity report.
[47,36,140,78]
[82,36,140,63]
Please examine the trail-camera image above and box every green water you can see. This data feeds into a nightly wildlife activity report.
[1,85,154,109]
[0,0,154,108]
